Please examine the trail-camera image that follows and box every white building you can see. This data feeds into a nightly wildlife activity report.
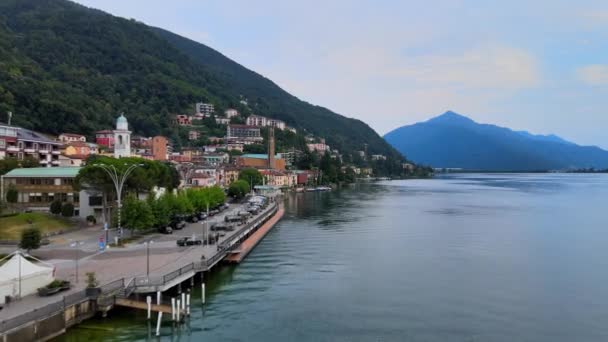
[195,102,215,116]
[267,118,286,130]
[225,109,239,118]
[113,114,131,158]
[216,117,230,125]
[246,115,267,127]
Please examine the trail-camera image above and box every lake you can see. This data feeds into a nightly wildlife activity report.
[58,174,608,341]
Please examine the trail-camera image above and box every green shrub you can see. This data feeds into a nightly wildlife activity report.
[50,200,62,215]
[61,202,74,217]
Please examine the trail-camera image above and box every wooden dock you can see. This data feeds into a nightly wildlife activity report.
[225,206,285,263]
[114,298,175,314]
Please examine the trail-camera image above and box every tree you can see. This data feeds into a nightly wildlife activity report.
[239,168,263,187]
[148,194,171,228]
[20,157,40,168]
[50,200,62,215]
[0,158,19,176]
[228,180,249,199]
[61,202,75,217]
[121,195,155,231]
[20,226,41,252]
[5,184,18,204]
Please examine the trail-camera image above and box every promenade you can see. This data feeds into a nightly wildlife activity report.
[0,198,280,325]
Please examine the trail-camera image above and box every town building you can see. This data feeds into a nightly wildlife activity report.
[201,152,229,165]
[95,130,114,148]
[216,117,230,125]
[307,143,330,153]
[225,143,244,152]
[226,125,262,141]
[260,170,292,187]
[267,118,286,130]
[220,165,240,187]
[246,115,267,127]
[225,109,239,119]
[286,127,297,134]
[195,102,215,116]
[190,173,216,188]
[57,154,85,167]
[189,130,201,141]
[62,141,91,158]
[174,114,192,126]
[58,133,86,143]
[113,114,131,158]
[235,154,286,170]
[151,136,168,161]
[371,154,387,161]
[0,124,62,166]
[0,167,100,219]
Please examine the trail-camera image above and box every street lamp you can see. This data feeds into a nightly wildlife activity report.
[70,241,85,283]
[93,163,143,239]
[143,240,154,278]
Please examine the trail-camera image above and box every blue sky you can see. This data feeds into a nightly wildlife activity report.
[74,0,608,148]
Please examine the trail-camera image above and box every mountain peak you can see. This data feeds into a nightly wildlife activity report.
[427,111,475,126]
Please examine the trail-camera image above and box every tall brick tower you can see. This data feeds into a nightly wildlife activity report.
[268,127,276,169]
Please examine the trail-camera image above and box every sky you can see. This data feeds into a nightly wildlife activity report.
[74,0,608,148]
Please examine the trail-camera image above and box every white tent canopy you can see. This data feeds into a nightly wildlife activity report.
[0,251,54,304]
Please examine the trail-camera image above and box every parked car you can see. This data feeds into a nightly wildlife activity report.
[158,226,173,234]
[197,212,208,220]
[170,216,186,230]
[176,237,202,246]
[187,214,199,223]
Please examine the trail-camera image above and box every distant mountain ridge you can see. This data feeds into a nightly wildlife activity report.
[384,111,608,171]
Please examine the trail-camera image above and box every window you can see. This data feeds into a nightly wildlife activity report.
[0,139,5,148]
[89,196,103,206]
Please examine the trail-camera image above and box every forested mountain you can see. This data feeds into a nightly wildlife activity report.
[384,111,608,171]
[0,0,405,164]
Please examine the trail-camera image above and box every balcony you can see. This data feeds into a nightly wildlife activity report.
[24,148,35,153]
[6,146,19,152]
[52,150,60,155]
[39,149,49,154]
[51,160,60,165]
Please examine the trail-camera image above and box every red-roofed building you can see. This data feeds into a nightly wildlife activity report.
[95,130,114,148]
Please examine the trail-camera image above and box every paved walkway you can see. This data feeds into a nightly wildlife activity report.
[0,199,274,322]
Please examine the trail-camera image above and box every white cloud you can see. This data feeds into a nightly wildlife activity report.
[397,46,542,90]
[576,65,608,86]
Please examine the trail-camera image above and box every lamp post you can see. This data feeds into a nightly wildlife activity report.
[93,163,142,239]
[144,240,154,277]
[70,241,85,283]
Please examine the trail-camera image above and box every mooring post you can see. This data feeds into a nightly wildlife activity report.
[157,291,161,306]
[202,283,206,304]
[186,293,191,316]
[156,312,163,336]
[171,298,176,321]
[146,296,152,320]
[181,292,186,311]
[176,300,181,321]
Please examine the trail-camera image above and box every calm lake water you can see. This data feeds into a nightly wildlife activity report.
[59,174,608,341]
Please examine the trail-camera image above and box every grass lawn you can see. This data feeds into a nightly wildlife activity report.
[0,212,74,240]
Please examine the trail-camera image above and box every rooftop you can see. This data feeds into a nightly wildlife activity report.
[3,167,81,178]
[241,154,283,159]
[17,128,60,145]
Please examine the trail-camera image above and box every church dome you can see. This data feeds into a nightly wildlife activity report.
[116,113,128,130]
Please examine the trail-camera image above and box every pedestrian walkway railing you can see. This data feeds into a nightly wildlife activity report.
[218,202,278,252]
[0,289,89,333]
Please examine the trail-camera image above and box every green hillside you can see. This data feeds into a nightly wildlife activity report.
[0,0,424,175]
